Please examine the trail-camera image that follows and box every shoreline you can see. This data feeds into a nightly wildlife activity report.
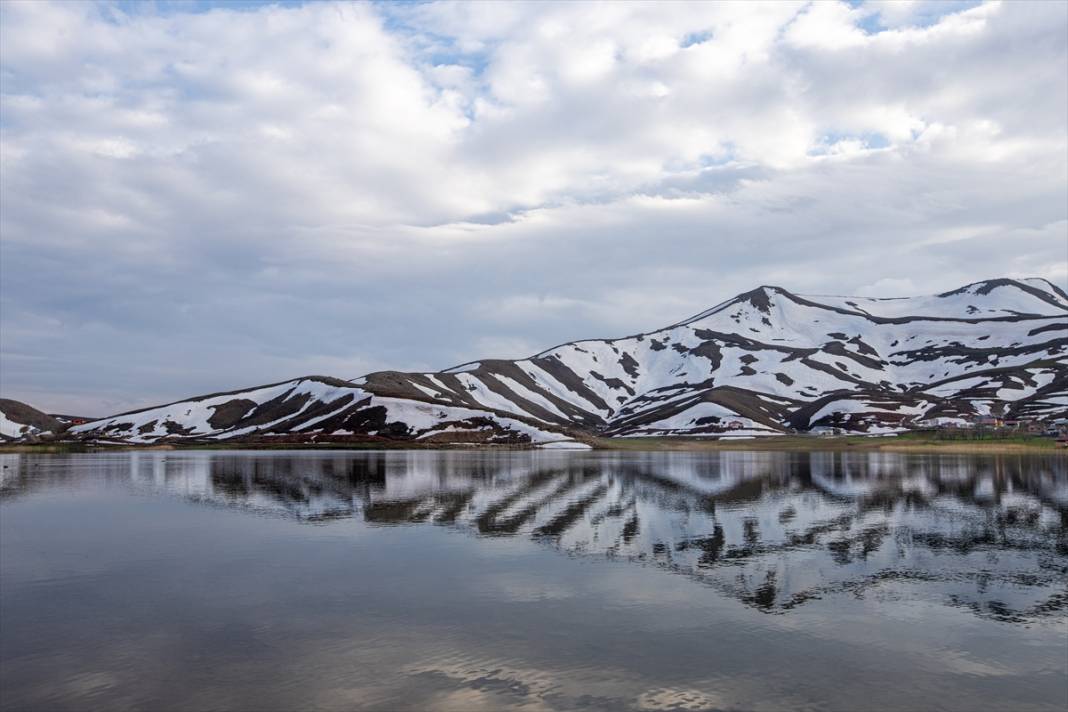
[1,434,1063,455]
[586,434,1065,454]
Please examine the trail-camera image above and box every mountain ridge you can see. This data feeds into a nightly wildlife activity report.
[3,277,1064,445]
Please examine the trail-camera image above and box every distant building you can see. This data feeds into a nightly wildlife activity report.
[916,417,964,429]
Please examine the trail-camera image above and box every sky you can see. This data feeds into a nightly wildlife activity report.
[1,0,1066,416]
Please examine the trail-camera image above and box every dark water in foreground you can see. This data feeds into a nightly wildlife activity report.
[1,450,1066,711]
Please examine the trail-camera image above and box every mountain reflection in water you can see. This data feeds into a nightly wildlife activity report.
[4,449,1065,624]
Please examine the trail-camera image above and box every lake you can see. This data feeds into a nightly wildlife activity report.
[1,449,1066,711]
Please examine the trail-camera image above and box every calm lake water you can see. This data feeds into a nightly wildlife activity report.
[1,450,1066,711]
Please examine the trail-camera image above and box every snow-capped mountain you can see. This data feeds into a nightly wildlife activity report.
[0,399,64,441]
[66,377,572,446]
[56,277,1068,444]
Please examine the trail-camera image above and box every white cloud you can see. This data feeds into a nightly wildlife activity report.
[785,1,869,50]
[0,0,1065,413]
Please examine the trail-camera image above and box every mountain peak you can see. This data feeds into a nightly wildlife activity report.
[934,276,1066,305]
[939,277,1033,297]
[735,285,781,313]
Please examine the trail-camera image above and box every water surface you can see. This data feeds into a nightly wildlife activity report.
[2,450,1066,711]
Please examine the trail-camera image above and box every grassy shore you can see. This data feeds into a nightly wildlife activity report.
[0,440,469,454]
[0,443,97,454]
[1,432,1062,455]
[585,432,1063,453]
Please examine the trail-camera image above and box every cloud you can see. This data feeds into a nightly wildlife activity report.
[0,0,1065,414]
